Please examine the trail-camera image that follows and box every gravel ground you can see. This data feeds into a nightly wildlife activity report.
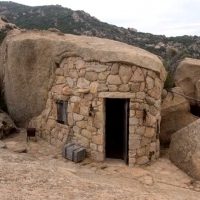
[0,129,200,200]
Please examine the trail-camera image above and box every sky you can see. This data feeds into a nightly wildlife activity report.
[1,0,200,37]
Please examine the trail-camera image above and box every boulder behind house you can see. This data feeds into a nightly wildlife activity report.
[169,118,200,180]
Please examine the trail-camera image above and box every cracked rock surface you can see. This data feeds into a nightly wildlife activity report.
[0,129,200,200]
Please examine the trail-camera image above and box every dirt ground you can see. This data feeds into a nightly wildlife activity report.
[0,129,200,200]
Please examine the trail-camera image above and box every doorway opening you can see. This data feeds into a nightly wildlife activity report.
[190,104,200,117]
[105,98,129,164]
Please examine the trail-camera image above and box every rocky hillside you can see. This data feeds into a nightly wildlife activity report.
[0,1,200,62]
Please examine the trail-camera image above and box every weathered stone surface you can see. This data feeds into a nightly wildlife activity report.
[73,102,80,114]
[129,139,141,149]
[144,127,155,138]
[136,92,145,100]
[107,75,122,85]
[149,106,158,116]
[160,87,198,145]
[85,72,98,82]
[110,63,119,75]
[195,79,200,105]
[169,119,200,180]
[90,150,104,161]
[5,141,27,153]
[90,143,97,151]
[129,117,139,125]
[135,126,146,135]
[97,84,108,92]
[74,133,89,147]
[0,111,18,139]
[145,96,155,105]
[75,59,86,70]
[68,113,74,126]
[77,88,90,93]
[66,77,74,88]
[73,113,84,121]
[93,112,103,129]
[62,86,73,95]
[92,135,103,145]
[98,92,135,99]
[108,85,118,92]
[56,76,66,84]
[86,125,97,132]
[131,68,144,82]
[79,106,89,116]
[86,64,109,72]
[77,77,90,89]
[137,147,146,157]
[55,68,63,75]
[0,140,6,148]
[68,69,78,79]
[118,84,129,92]
[136,156,149,165]
[146,77,154,90]
[98,71,110,80]
[51,127,59,139]
[89,82,99,94]
[81,129,92,139]
[119,65,132,83]
[130,82,140,93]
[174,58,200,102]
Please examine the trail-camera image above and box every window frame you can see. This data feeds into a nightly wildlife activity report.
[56,100,68,125]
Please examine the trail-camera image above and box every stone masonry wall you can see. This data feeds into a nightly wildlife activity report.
[30,56,163,166]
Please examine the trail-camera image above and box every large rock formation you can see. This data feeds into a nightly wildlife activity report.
[0,109,18,139]
[169,119,200,180]
[0,30,166,126]
[174,58,200,105]
[160,87,198,146]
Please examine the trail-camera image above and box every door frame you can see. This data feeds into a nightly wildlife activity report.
[104,98,129,164]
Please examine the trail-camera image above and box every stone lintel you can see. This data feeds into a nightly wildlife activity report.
[98,92,135,99]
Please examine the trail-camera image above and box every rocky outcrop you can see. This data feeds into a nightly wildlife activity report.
[169,119,200,180]
[0,110,18,139]
[174,58,200,105]
[0,140,5,148]
[0,30,166,126]
[160,87,198,146]
[4,141,27,153]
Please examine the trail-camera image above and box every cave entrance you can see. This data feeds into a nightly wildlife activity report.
[105,98,129,164]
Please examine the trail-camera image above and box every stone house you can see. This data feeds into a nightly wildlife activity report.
[0,30,166,166]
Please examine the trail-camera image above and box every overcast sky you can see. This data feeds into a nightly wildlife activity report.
[1,0,200,37]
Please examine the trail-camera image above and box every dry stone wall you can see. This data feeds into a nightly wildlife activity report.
[30,56,163,166]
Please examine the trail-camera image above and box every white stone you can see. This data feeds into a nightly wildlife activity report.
[129,117,139,125]
[90,82,99,94]
[73,113,84,121]
[66,77,74,88]
[87,64,109,72]
[77,77,90,89]
[107,75,122,85]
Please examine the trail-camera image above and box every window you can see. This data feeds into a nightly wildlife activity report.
[56,100,68,125]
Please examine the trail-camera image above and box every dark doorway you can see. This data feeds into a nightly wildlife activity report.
[105,98,129,164]
[190,104,200,117]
